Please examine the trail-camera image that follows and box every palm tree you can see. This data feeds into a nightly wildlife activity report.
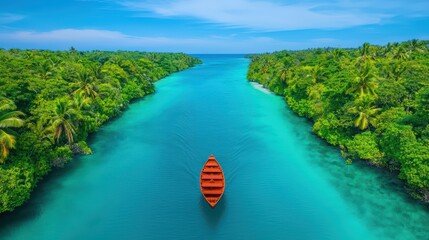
[90,64,104,83]
[0,97,25,162]
[382,42,398,57]
[73,91,91,111]
[348,98,381,130]
[356,42,375,64]
[49,98,78,145]
[32,119,54,144]
[305,65,325,84]
[347,63,378,97]
[307,83,325,116]
[72,71,98,99]
[72,91,91,131]
[260,57,273,74]
[38,60,53,80]
[392,46,410,61]
[407,39,426,53]
[329,49,346,65]
[275,61,291,82]
[385,61,407,82]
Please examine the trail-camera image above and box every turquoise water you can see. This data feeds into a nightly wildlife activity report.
[1,55,429,239]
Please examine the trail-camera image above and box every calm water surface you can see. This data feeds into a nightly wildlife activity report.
[1,55,429,239]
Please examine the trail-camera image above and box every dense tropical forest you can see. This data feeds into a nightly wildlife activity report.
[0,49,201,212]
[247,40,429,201]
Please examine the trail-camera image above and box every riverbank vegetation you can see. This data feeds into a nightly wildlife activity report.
[0,49,201,212]
[247,40,429,201]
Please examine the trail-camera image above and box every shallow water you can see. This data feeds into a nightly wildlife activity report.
[1,55,428,240]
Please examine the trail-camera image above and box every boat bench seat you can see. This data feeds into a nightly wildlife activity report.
[201,174,223,180]
[202,189,223,195]
[201,182,224,187]
[202,168,222,173]
[205,161,219,167]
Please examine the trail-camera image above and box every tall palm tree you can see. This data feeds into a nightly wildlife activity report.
[32,118,54,144]
[382,42,398,57]
[260,57,273,74]
[275,61,291,82]
[385,61,407,82]
[72,71,98,99]
[305,65,325,84]
[72,91,91,131]
[329,49,346,67]
[73,91,91,111]
[90,64,104,83]
[331,49,345,59]
[356,42,375,63]
[347,63,379,97]
[0,97,25,162]
[38,60,53,80]
[49,98,78,145]
[307,83,325,117]
[392,46,410,61]
[407,39,426,53]
[348,98,381,130]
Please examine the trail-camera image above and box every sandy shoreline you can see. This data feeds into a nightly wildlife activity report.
[249,81,273,94]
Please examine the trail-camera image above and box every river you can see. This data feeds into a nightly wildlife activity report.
[1,55,428,239]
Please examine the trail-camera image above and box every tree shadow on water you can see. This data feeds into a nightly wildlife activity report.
[0,157,86,237]
[199,195,226,228]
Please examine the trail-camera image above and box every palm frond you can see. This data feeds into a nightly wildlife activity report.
[0,116,25,128]
[0,98,17,111]
[0,129,17,159]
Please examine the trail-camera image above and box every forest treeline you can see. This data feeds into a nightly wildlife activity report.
[0,49,201,212]
[247,40,429,201]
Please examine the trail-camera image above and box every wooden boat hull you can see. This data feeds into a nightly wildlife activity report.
[200,154,225,208]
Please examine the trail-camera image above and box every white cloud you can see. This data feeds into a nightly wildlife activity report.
[0,29,202,48]
[120,0,384,31]
[2,29,127,41]
[0,28,324,53]
[0,13,25,24]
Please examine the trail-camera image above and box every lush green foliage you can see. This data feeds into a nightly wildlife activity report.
[0,97,25,161]
[0,49,201,212]
[247,40,429,200]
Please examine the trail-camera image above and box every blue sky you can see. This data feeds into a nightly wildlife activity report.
[0,0,428,53]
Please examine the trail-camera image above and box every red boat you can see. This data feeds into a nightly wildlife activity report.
[200,154,225,208]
